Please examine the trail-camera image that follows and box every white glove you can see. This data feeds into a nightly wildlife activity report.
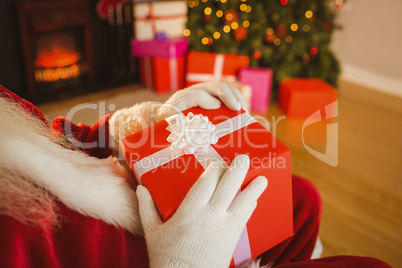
[136,155,268,268]
[155,82,249,122]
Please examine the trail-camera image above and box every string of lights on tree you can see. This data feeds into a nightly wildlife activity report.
[184,0,345,92]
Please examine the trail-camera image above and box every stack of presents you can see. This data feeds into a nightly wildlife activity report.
[126,1,337,266]
[131,0,337,116]
[131,0,274,114]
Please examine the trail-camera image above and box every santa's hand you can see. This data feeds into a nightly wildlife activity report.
[156,82,249,122]
[136,155,267,268]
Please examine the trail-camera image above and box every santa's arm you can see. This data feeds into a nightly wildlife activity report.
[52,113,115,158]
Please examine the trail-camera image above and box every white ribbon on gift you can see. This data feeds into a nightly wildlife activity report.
[133,111,257,267]
[169,44,178,91]
[186,54,237,83]
[143,45,179,91]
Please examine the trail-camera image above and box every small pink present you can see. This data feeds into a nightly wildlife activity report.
[239,67,273,113]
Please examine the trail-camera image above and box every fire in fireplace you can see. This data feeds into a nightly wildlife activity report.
[34,32,83,83]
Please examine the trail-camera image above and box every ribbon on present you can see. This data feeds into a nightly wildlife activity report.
[168,45,178,91]
[186,54,237,84]
[135,3,187,38]
[133,111,257,267]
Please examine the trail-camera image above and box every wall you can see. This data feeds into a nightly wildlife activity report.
[331,0,402,97]
[0,0,25,95]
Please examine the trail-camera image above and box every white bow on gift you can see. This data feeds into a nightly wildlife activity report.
[166,112,219,155]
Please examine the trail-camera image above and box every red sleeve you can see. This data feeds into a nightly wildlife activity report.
[51,114,114,159]
[0,85,48,126]
[0,203,149,268]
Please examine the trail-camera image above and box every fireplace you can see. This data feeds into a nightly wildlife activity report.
[17,0,94,94]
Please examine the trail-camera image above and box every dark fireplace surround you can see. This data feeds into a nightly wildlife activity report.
[18,0,94,94]
[0,0,137,104]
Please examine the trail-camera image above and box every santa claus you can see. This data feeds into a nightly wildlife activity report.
[0,83,389,267]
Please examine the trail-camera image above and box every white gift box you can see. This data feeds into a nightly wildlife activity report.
[133,1,188,41]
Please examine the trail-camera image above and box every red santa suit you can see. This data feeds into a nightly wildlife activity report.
[0,85,390,268]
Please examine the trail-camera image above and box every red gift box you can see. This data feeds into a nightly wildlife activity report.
[279,78,338,118]
[120,106,293,267]
[139,56,185,93]
[185,51,250,87]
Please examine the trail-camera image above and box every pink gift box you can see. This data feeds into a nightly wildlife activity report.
[239,67,273,113]
[131,37,188,58]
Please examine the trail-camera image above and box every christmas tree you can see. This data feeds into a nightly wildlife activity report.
[185,0,343,95]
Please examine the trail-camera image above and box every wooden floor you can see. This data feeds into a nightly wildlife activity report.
[266,80,402,267]
[39,80,402,267]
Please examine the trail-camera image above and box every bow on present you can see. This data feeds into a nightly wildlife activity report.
[133,111,257,267]
[166,112,219,155]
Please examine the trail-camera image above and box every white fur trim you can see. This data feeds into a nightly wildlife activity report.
[1,133,143,235]
[109,101,161,143]
[311,237,324,259]
[0,95,144,234]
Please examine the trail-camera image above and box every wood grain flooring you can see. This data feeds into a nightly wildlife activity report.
[39,80,402,267]
[265,80,402,267]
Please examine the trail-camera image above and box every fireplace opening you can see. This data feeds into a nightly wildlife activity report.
[33,31,88,89]
[35,33,80,69]
[13,0,138,103]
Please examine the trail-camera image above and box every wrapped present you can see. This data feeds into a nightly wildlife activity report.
[239,67,273,113]
[279,78,338,118]
[133,1,187,41]
[139,56,185,93]
[131,37,188,58]
[185,51,250,87]
[120,105,293,267]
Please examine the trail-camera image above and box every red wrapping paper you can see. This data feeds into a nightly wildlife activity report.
[120,106,293,266]
[185,51,250,87]
[139,56,185,93]
[279,78,338,118]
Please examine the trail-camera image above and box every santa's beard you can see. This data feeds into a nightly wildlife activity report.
[0,95,142,235]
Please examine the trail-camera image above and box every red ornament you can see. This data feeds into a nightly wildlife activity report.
[276,23,287,38]
[224,9,238,23]
[208,38,213,45]
[204,15,211,23]
[310,47,318,55]
[253,50,262,60]
[234,27,248,41]
[280,0,288,5]
[265,34,275,43]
